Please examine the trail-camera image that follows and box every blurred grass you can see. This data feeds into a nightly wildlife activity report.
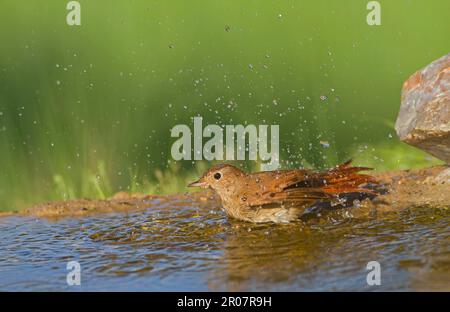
[33,141,444,211]
[350,142,443,171]
[0,1,448,211]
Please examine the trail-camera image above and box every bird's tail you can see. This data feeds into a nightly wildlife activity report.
[319,160,381,195]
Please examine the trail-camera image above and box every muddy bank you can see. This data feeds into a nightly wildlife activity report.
[14,191,220,219]
[3,165,449,219]
[363,165,449,213]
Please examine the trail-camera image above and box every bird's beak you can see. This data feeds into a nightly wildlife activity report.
[188,178,207,188]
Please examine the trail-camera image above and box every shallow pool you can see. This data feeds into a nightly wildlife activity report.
[0,196,449,291]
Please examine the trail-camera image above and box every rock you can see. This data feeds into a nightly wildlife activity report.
[395,53,450,163]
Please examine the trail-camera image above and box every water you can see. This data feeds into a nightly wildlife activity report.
[0,196,449,291]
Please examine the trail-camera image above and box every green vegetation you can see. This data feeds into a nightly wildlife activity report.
[0,1,448,211]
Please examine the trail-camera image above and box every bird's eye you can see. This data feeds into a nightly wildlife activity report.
[213,172,222,180]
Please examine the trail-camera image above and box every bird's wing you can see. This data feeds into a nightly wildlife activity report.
[244,160,377,209]
[241,169,331,209]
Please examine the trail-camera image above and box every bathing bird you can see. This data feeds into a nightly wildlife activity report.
[188,160,380,223]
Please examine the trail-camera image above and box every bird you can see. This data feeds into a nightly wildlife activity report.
[188,160,380,223]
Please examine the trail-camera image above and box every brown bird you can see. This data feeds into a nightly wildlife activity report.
[188,160,380,223]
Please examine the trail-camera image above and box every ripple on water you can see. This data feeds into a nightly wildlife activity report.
[0,200,449,291]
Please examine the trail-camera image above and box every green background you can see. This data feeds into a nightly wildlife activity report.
[0,0,448,210]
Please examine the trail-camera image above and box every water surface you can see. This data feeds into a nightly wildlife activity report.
[0,197,449,291]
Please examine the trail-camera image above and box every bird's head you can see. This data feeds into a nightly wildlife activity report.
[188,164,245,193]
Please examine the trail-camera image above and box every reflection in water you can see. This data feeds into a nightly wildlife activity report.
[0,196,449,291]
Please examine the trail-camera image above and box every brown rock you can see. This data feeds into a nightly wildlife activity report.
[395,53,450,163]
